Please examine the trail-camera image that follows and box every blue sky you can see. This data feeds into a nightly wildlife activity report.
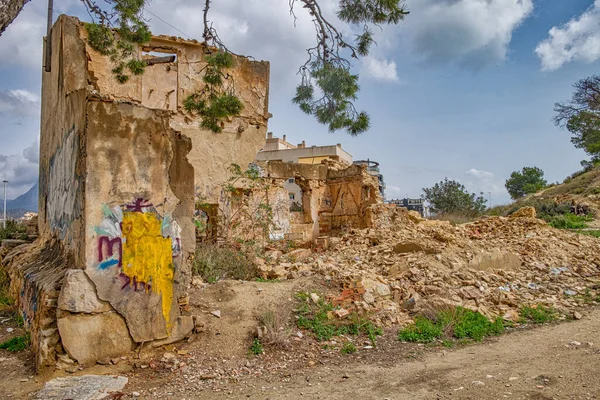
[1,0,599,205]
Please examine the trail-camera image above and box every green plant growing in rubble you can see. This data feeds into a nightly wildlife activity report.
[398,307,506,344]
[249,338,263,356]
[0,333,30,352]
[519,305,559,324]
[1,0,409,136]
[340,341,357,354]
[295,292,383,345]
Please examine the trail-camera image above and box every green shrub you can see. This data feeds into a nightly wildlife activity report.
[398,307,506,343]
[519,305,558,324]
[545,213,591,229]
[192,244,258,282]
[0,334,30,352]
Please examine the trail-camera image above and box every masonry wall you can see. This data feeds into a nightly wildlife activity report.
[5,15,270,370]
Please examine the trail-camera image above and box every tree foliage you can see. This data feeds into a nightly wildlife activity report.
[505,166,547,200]
[554,75,600,163]
[1,0,408,135]
[422,178,487,215]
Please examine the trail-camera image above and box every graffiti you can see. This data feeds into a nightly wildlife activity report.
[94,198,181,327]
[97,236,122,269]
[126,198,153,212]
[118,273,152,292]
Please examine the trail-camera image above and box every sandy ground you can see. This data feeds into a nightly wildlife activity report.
[1,282,599,400]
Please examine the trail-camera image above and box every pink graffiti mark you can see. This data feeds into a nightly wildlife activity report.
[118,273,152,292]
[98,236,122,269]
[126,198,153,212]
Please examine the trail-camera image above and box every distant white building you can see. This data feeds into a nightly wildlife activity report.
[256,133,353,165]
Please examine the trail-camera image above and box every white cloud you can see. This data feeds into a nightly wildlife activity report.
[535,0,600,71]
[403,0,533,67]
[362,57,400,83]
[0,89,40,117]
[0,141,39,199]
[465,168,494,179]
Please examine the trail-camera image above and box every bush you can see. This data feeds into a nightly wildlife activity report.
[0,220,27,241]
[192,244,258,282]
[545,213,592,229]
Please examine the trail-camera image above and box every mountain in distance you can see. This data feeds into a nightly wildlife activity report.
[0,182,38,213]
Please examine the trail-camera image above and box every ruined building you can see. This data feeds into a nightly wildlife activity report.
[1,15,383,370]
[3,15,269,369]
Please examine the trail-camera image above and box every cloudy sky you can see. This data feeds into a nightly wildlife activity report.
[1,0,599,204]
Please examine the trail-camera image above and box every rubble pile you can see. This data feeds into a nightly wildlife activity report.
[259,206,600,326]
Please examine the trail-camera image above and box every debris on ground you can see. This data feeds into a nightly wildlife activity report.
[257,206,600,327]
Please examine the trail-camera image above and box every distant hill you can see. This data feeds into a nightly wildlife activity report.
[0,182,38,214]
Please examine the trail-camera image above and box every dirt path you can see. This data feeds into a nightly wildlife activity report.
[146,309,600,400]
[3,306,599,399]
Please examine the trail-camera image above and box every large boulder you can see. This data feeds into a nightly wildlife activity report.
[58,270,112,313]
[57,312,134,365]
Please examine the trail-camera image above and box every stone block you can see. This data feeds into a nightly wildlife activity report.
[150,315,194,347]
[57,312,134,365]
[58,269,112,313]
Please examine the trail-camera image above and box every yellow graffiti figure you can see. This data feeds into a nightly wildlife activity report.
[121,212,174,328]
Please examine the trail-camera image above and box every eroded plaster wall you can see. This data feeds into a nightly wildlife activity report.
[84,101,194,343]
[5,15,268,369]
[85,35,270,205]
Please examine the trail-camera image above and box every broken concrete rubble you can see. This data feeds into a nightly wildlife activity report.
[257,206,600,328]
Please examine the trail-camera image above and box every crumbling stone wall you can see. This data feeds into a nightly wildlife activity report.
[3,15,270,370]
[251,161,382,242]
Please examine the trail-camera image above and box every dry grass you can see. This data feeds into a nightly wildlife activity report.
[257,309,292,348]
[192,244,258,283]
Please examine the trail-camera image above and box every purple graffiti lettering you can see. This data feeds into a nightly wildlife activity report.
[98,236,122,268]
[126,198,153,212]
[118,273,151,292]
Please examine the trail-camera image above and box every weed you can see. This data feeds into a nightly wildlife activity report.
[398,307,506,343]
[0,333,30,352]
[295,292,383,345]
[193,244,258,282]
[0,266,13,307]
[576,230,600,238]
[0,220,28,241]
[341,342,357,354]
[519,305,558,324]
[398,316,442,343]
[249,338,263,356]
[442,340,454,348]
[254,277,279,283]
[258,310,291,348]
[545,213,592,229]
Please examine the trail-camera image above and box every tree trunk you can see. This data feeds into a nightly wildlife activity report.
[0,0,30,37]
